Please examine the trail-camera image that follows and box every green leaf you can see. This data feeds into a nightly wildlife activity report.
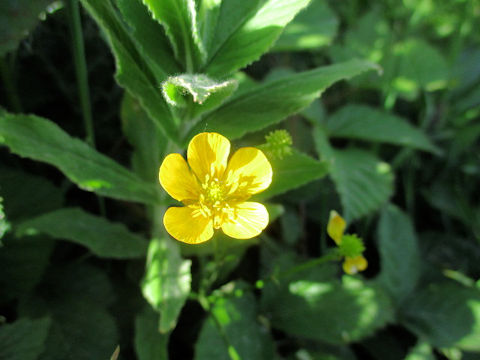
[162,73,237,116]
[80,0,178,142]
[142,0,206,69]
[16,208,148,259]
[116,0,181,80]
[0,318,51,360]
[191,59,378,141]
[0,0,52,56]
[377,205,421,302]
[135,306,168,360]
[256,149,329,200]
[0,236,54,304]
[142,238,192,333]
[404,342,435,360]
[121,93,166,183]
[314,126,394,221]
[19,264,118,360]
[0,166,64,222]
[195,283,276,360]
[327,105,440,153]
[205,0,312,75]
[401,282,480,351]
[392,39,449,96]
[261,272,394,344]
[273,0,338,52]
[0,113,162,204]
[0,197,9,241]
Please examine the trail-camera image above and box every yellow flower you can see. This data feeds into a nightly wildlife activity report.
[342,256,368,275]
[327,210,368,275]
[159,132,273,244]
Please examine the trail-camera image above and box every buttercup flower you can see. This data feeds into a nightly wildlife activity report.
[159,132,273,244]
[327,210,368,275]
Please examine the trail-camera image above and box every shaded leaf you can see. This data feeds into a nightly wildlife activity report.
[135,306,168,360]
[0,114,161,204]
[0,0,52,56]
[17,208,148,259]
[377,205,421,302]
[327,105,439,153]
[404,342,435,360]
[0,317,51,360]
[19,264,118,360]
[261,270,394,344]
[401,282,480,351]
[142,238,192,333]
[80,0,179,142]
[192,59,378,141]
[195,282,275,360]
[0,197,9,241]
[205,0,312,75]
[121,92,166,183]
[0,236,54,304]
[273,0,338,52]
[256,149,329,200]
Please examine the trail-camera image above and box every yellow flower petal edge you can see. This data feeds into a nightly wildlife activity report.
[327,210,346,245]
[159,132,273,244]
[342,256,368,275]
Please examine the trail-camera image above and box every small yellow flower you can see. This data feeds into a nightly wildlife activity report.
[342,255,368,275]
[327,210,368,275]
[159,132,273,244]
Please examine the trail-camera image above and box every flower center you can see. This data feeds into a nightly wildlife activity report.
[204,179,224,204]
[198,176,236,229]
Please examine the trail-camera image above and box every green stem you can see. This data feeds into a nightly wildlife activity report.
[0,55,22,112]
[66,0,95,147]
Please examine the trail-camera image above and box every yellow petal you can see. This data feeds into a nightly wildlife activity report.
[221,202,269,239]
[327,210,346,245]
[342,256,368,275]
[187,132,230,180]
[159,153,200,202]
[224,147,272,197]
[163,206,214,244]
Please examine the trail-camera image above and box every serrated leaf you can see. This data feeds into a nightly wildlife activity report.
[0,318,51,360]
[256,149,329,200]
[0,114,162,204]
[16,208,148,259]
[142,0,206,69]
[195,283,275,360]
[162,74,237,117]
[401,282,480,351]
[313,124,394,221]
[273,0,338,52]
[191,59,378,141]
[116,0,180,80]
[0,0,52,56]
[205,0,312,75]
[377,205,421,302]
[134,306,168,360]
[327,105,439,153]
[142,238,192,333]
[80,0,179,142]
[121,93,166,183]
[261,272,393,344]
[19,264,118,360]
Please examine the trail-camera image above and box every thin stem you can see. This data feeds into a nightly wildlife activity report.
[66,0,95,147]
[0,55,22,112]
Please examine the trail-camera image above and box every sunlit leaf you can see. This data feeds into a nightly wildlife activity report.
[142,238,192,333]
[0,113,162,204]
[17,208,148,259]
